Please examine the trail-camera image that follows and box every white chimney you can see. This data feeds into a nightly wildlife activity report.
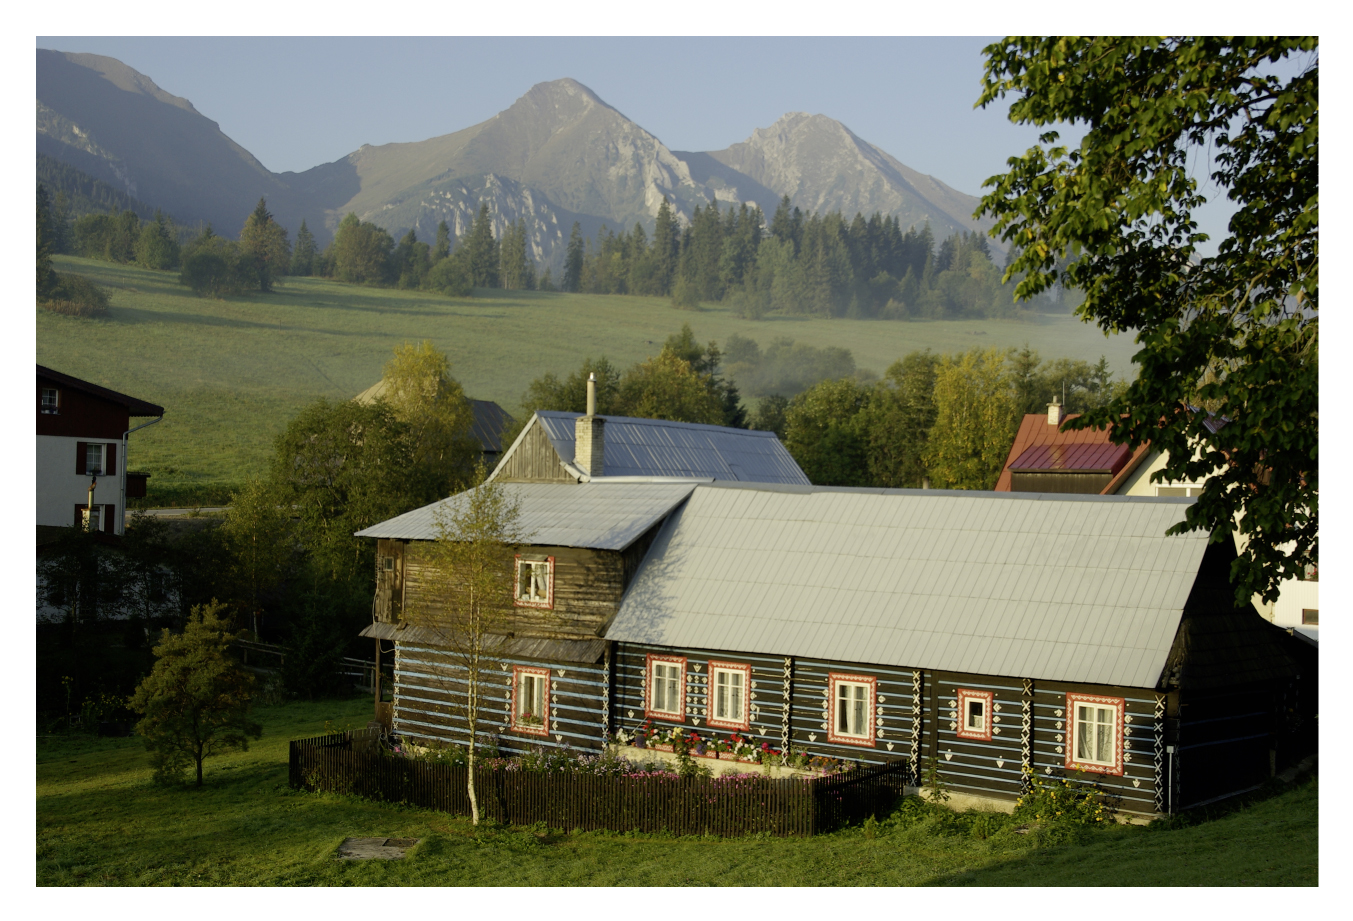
[575,373,605,477]
[1048,397,1065,427]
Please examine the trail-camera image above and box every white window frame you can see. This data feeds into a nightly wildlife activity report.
[1155,484,1203,497]
[41,388,59,414]
[85,443,106,476]
[1065,693,1125,775]
[706,661,751,730]
[956,688,994,741]
[511,666,550,737]
[645,654,686,722]
[827,673,876,747]
[513,555,554,609]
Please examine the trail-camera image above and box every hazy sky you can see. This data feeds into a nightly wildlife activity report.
[36,37,1065,196]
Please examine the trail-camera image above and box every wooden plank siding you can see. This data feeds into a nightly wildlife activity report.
[1174,682,1280,809]
[494,423,572,483]
[790,658,920,768]
[393,642,608,755]
[928,673,1028,801]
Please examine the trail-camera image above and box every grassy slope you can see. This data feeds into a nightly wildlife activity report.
[36,697,1316,886]
[38,256,1139,503]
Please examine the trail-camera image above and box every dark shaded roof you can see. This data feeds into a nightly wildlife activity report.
[360,622,605,664]
[996,412,1151,493]
[529,411,809,484]
[37,365,164,417]
[470,399,515,454]
[352,380,514,456]
[1011,442,1132,475]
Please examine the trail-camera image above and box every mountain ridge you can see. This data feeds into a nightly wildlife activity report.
[37,54,999,267]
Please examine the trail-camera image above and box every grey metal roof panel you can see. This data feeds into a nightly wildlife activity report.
[355,481,695,550]
[533,411,810,484]
[609,485,1210,688]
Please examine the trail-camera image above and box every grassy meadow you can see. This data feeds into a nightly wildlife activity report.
[36,696,1316,886]
[38,256,1140,505]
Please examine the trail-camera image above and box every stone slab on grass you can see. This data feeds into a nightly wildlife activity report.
[336,837,419,860]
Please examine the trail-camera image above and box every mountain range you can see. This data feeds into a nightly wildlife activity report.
[37,49,999,269]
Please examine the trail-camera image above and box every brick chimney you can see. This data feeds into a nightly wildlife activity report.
[574,373,605,477]
[1048,397,1065,427]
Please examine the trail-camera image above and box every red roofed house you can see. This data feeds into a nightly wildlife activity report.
[994,399,1151,495]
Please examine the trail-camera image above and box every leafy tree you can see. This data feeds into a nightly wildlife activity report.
[49,190,74,255]
[922,348,1018,490]
[977,37,1317,601]
[130,601,262,786]
[290,219,316,276]
[378,341,480,495]
[752,394,789,440]
[179,226,259,297]
[327,212,393,285]
[116,512,180,634]
[37,185,57,299]
[268,399,430,585]
[220,477,292,639]
[783,378,872,486]
[393,229,431,289]
[614,349,725,425]
[520,356,622,419]
[463,203,500,289]
[134,210,180,270]
[239,198,291,291]
[408,465,531,823]
[425,250,473,296]
[562,222,584,293]
[864,350,939,488]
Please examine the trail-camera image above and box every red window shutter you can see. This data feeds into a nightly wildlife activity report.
[104,505,115,533]
[76,442,87,475]
[106,443,117,475]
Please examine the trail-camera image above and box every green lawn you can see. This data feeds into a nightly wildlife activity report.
[36,697,1317,886]
[38,257,1140,505]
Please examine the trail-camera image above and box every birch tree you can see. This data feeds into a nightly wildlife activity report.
[411,466,530,824]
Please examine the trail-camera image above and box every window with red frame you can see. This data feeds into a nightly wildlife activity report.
[645,654,686,721]
[827,673,876,747]
[706,661,751,730]
[512,666,550,736]
[956,688,994,741]
[514,555,554,609]
[1065,693,1125,775]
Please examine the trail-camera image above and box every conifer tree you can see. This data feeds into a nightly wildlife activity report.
[562,222,585,293]
[464,203,500,289]
[239,198,291,291]
[433,220,452,262]
[290,220,316,276]
[37,185,57,299]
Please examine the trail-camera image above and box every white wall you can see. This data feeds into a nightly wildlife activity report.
[37,434,123,534]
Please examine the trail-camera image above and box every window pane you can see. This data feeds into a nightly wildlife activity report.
[1095,708,1113,763]
[729,673,742,718]
[852,686,866,735]
[837,685,849,733]
[967,700,984,730]
[1076,705,1092,761]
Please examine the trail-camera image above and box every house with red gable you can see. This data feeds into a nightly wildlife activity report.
[995,398,1152,496]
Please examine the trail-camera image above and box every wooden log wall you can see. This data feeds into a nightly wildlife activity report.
[393,641,608,755]
[791,657,920,769]
[927,672,1027,800]
[402,542,628,640]
[1029,680,1164,816]
[1173,682,1279,810]
[611,644,789,750]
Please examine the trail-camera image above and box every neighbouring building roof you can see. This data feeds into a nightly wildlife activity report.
[1010,442,1133,475]
[607,484,1212,689]
[37,365,164,417]
[995,412,1151,493]
[353,379,515,456]
[525,411,810,484]
[354,481,697,550]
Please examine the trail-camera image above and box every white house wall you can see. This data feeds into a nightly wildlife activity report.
[37,434,123,534]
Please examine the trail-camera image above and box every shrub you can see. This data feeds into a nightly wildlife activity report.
[1012,767,1118,841]
[41,273,110,317]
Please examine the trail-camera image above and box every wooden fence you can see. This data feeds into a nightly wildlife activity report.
[289,728,910,837]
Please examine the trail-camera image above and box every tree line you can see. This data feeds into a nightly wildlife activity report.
[517,323,1124,491]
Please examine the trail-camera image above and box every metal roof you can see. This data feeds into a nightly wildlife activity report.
[1011,443,1132,474]
[607,485,1210,689]
[995,413,1152,493]
[354,481,696,550]
[532,411,810,484]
